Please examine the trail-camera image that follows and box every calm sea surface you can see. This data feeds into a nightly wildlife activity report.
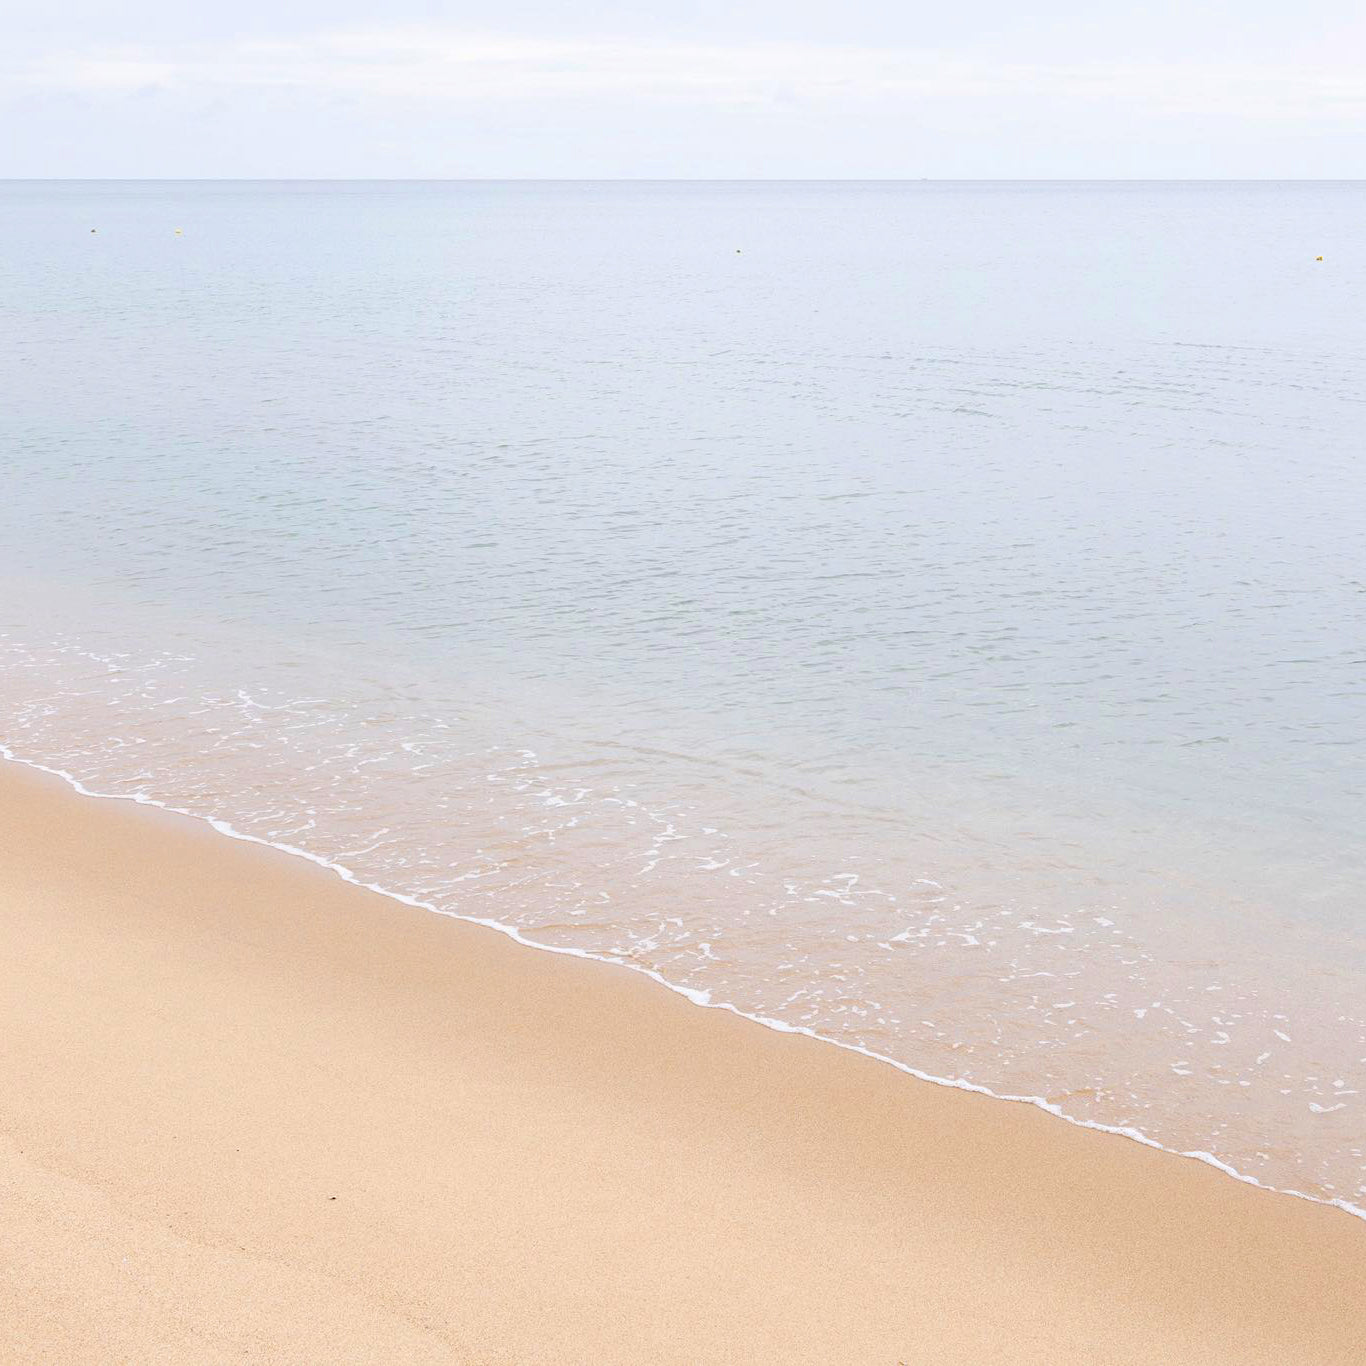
[2,181,1364,1210]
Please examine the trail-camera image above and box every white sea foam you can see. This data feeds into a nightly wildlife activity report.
[3,742,1362,1228]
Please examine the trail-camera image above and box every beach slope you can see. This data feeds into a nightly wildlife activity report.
[0,761,1362,1363]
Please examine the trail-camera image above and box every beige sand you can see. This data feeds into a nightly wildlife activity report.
[0,761,1362,1364]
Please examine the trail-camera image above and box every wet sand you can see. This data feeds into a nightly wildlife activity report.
[1,759,1362,1364]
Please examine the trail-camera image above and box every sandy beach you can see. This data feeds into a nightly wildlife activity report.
[0,759,1362,1364]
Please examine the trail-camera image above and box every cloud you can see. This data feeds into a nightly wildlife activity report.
[5,20,1364,177]
[11,26,1366,121]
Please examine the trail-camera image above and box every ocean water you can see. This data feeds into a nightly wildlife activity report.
[2,180,1364,1213]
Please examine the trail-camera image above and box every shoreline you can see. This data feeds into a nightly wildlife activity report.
[5,743,1362,1228]
[2,757,1364,1361]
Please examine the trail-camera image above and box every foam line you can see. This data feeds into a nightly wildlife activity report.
[2,742,1363,1227]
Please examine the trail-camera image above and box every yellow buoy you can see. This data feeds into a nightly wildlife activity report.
[175,228,183,235]
[1315,255,1323,261]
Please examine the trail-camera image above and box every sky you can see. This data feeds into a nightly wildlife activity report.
[5,1,1366,177]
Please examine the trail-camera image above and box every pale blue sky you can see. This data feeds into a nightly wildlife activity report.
[6,1,1365,177]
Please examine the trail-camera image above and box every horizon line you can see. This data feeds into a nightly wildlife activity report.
[5,175,1365,184]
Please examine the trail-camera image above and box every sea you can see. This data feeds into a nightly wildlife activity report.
[2,180,1363,1216]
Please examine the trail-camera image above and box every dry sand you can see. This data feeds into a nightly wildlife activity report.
[0,760,1362,1364]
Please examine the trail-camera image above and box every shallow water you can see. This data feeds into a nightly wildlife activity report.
[2,180,1364,1210]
